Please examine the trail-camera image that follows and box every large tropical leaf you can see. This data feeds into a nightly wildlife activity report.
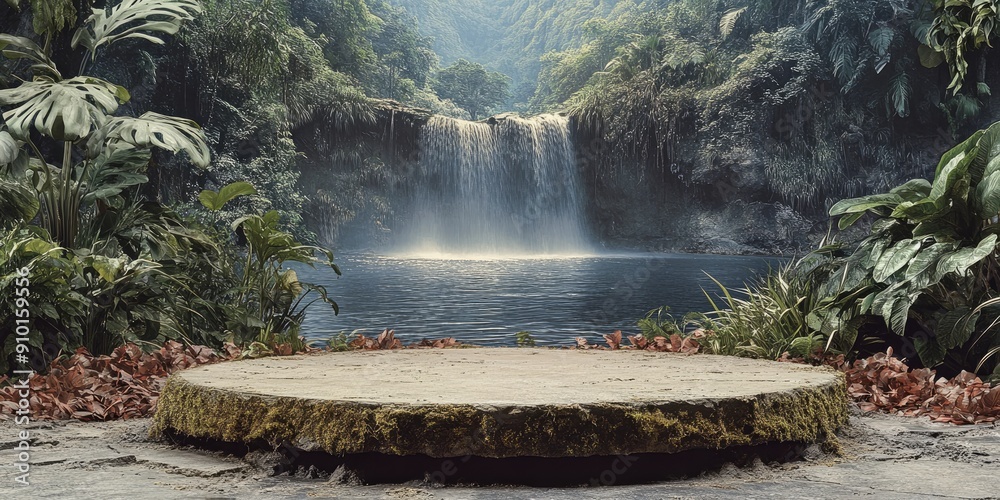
[829,193,903,216]
[0,77,124,141]
[977,169,1000,215]
[869,27,895,56]
[88,112,210,168]
[904,242,959,289]
[890,179,932,200]
[936,234,998,279]
[80,148,152,203]
[0,34,61,80]
[0,130,19,165]
[873,239,922,283]
[72,0,203,54]
[199,181,257,212]
[936,307,980,350]
[0,177,39,222]
[889,71,910,117]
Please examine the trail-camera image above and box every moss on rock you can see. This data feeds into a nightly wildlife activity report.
[151,352,847,458]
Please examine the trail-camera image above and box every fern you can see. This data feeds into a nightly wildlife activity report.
[719,7,746,40]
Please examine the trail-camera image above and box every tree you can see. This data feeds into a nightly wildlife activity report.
[433,59,511,120]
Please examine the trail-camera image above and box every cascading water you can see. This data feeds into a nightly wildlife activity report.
[401,114,592,257]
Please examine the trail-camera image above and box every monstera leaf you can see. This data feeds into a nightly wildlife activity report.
[88,112,210,168]
[72,0,203,55]
[0,77,125,141]
[0,34,61,80]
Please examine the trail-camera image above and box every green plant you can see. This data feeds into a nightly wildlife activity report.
[636,306,683,341]
[925,0,1000,93]
[697,263,829,360]
[0,1,220,363]
[0,1,209,249]
[515,331,536,347]
[824,121,1000,376]
[193,181,340,350]
[322,331,358,352]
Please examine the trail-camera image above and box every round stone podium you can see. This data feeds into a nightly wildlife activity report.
[152,349,847,458]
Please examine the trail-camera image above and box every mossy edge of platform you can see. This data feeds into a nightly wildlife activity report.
[150,370,848,458]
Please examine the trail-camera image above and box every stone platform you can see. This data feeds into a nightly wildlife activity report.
[152,349,847,458]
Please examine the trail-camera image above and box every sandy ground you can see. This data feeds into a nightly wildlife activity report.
[0,408,998,499]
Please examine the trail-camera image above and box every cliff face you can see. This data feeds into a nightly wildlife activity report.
[294,102,832,256]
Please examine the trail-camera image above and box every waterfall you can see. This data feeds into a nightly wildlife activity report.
[400,114,592,258]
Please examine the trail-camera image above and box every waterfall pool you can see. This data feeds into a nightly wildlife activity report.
[296,252,782,347]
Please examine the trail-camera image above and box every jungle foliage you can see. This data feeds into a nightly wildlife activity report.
[0,0,339,374]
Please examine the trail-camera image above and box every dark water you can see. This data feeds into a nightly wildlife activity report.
[297,253,781,347]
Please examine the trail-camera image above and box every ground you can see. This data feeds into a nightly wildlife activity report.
[1,409,997,499]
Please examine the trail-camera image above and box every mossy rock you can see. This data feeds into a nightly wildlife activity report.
[152,349,848,458]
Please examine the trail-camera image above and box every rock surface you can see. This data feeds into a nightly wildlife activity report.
[1,411,998,498]
[152,349,847,457]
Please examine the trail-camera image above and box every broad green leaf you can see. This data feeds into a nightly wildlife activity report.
[936,130,982,178]
[88,112,210,168]
[869,27,894,56]
[918,44,945,68]
[0,178,39,222]
[971,122,1000,183]
[880,288,914,335]
[829,193,903,216]
[873,239,921,282]
[912,219,959,241]
[838,211,864,230]
[930,150,972,203]
[890,178,932,201]
[80,148,152,203]
[73,0,203,54]
[0,77,122,141]
[198,181,257,211]
[0,34,60,79]
[88,255,123,283]
[914,335,947,367]
[892,199,939,219]
[936,307,980,350]
[22,238,57,255]
[860,292,877,314]
[905,242,958,289]
[936,233,998,279]
[0,130,18,165]
[976,169,1000,215]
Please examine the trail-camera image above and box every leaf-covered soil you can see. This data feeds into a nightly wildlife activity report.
[0,409,996,498]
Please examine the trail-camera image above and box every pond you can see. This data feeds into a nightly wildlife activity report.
[297,253,782,347]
